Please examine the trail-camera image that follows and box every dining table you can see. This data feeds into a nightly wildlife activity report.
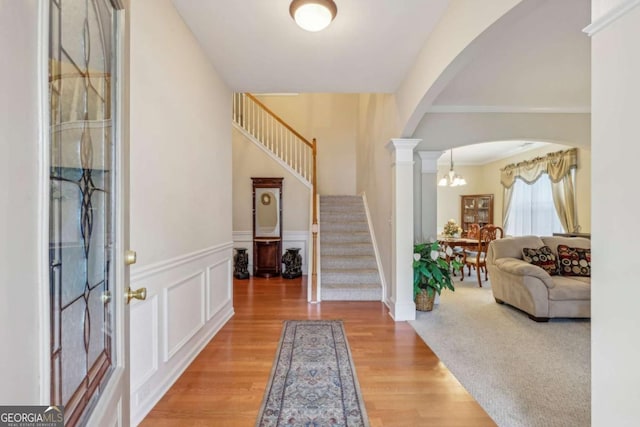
[437,236,487,275]
[437,235,484,250]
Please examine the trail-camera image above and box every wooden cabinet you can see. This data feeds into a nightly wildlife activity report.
[252,177,283,278]
[461,194,494,233]
[254,239,281,277]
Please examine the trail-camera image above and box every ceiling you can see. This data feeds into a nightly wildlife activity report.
[173,0,590,162]
[438,141,552,166]
[432,0,590,110]
[172,0,449,93]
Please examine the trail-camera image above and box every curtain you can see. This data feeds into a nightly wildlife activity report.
[500,148,579,232]
[551,169,578,232]
[505,175,564,236]
[502,185,514,230]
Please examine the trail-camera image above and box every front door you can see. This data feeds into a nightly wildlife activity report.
[48,1,131,425]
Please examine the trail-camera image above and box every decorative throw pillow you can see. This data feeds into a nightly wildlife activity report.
[556,245,591,277]
[522,246,558,275]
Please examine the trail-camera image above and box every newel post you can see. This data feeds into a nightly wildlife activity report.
[386,138,421,321]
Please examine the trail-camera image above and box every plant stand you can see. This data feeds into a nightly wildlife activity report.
[415,289,435,311]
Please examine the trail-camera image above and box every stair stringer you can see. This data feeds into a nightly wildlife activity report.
[361,192,388,304]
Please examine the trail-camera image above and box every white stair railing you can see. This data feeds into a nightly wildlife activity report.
[233,93,316,184]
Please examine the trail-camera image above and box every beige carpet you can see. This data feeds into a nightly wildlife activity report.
[409,280,590,427]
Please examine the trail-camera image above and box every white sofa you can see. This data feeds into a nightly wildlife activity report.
[486,235,590,322]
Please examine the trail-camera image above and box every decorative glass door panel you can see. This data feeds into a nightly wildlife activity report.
[49,0,118,425]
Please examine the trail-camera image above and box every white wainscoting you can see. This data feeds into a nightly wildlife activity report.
[233,230,309,275]
[129,242,234,426]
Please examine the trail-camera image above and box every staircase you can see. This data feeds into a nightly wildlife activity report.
[320,196,382,301]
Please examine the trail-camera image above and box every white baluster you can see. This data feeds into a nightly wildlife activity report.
[242,94,246,128]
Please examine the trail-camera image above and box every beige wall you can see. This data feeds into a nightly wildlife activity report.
[232,128,310,232]
[0,0,43,404]
[129,0,232,265]
[256,94,358,195]
[437,144,591,234]
[357,94,402,301]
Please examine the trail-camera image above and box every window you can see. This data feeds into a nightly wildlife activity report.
[505,173,563,236]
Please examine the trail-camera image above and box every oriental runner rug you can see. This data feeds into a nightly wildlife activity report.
[255,320,369,427]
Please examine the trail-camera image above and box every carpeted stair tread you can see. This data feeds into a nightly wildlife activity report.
[321,255,377,269]
[321,242,375,256]
[321,231,372,244]
[320,221,370,232]
[319,195,382,301]
[322,268,380,284]
[321,286,381,301]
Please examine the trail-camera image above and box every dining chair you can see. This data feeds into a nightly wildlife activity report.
[465,223,480,239]
[461,224,504,287]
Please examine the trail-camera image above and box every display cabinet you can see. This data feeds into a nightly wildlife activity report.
[252,177,283,277]
[461,194,494,233]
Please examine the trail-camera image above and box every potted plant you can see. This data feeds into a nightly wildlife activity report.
[413,241,461,311]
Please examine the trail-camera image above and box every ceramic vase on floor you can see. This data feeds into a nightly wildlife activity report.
[233,248,250,279]
[282,247,302,279]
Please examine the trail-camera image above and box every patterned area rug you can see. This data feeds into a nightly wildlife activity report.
[256,320,369,427]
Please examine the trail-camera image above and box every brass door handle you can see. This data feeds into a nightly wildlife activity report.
[125,287,147,304]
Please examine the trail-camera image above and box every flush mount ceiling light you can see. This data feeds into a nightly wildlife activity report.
[438,149,467,187]
[290,0,338,32]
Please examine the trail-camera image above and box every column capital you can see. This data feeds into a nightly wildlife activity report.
[417,151,443,174]
[386,138,421,163]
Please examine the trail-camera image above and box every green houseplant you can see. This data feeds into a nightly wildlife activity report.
[413,241,461,311]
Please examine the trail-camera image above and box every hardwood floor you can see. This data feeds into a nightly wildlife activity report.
[141,276,495,426]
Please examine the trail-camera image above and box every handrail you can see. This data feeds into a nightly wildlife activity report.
[233,93,319,290]
[244,93,315,149]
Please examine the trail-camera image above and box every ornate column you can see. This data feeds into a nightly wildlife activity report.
[386,138,421,321]
[418,151,443,242]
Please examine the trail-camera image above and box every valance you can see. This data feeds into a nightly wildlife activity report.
[500,148,578,188]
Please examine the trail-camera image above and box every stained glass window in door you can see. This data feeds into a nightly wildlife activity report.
[49,0,117,425]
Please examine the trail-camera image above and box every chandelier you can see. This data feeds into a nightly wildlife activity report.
[438,149,467,187]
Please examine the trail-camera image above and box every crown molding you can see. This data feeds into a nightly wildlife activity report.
[583,0,640,36]
[426,105,591,114]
